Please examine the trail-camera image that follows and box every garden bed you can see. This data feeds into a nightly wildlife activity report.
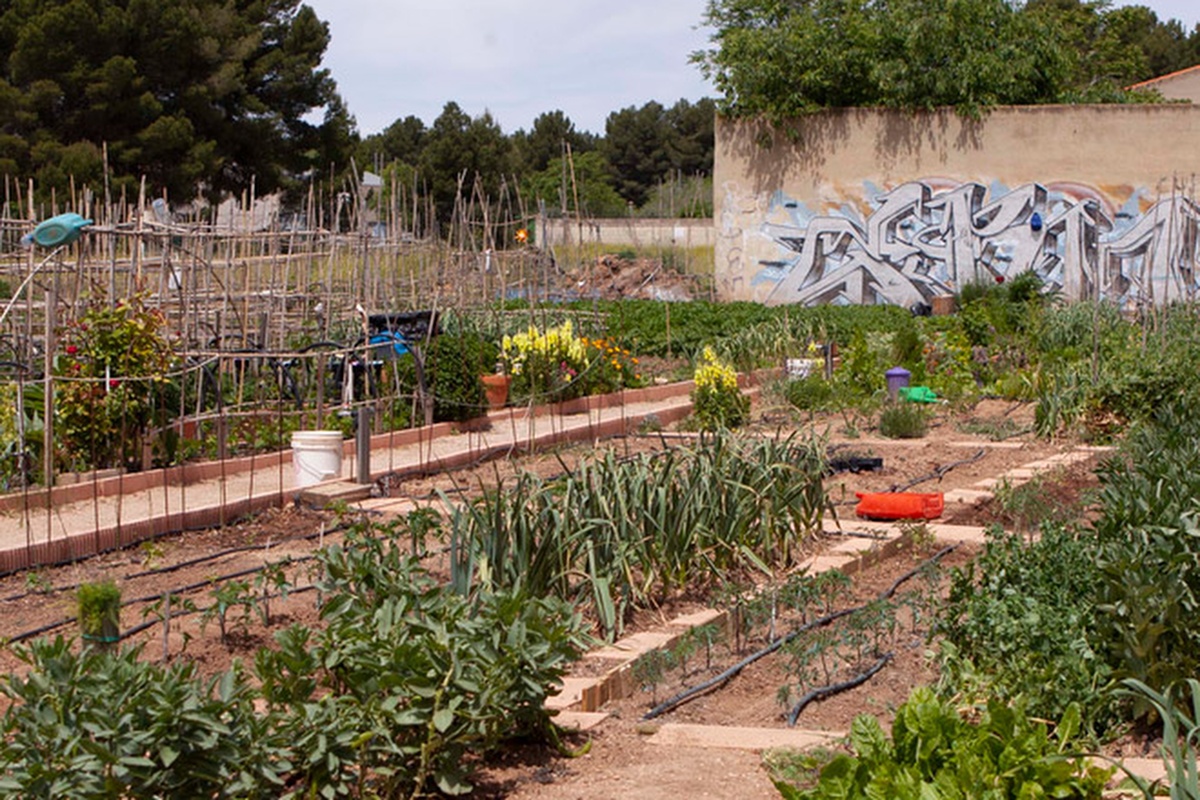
[0,398,1122,796]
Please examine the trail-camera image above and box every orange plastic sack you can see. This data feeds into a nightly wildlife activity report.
[854,491,944,521]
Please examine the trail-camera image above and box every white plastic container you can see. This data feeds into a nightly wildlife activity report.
[291,430,344,487]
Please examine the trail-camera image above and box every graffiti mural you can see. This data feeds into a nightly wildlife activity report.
[753,181,1200,308]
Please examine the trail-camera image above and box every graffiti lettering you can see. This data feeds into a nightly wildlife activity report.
[755,181,1200,307]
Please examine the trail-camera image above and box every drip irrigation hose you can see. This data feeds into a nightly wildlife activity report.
[6,560,316,645]
[641,545,956,721]
[113,584,320,644]
[888,448,986,493]
[4,524,458,645]
[1,519,355,603]
[786,652,894,726]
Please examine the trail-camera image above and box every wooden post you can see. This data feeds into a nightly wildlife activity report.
[42,255,55,490]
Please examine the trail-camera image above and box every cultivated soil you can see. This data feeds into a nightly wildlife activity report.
[0,394,1112,797]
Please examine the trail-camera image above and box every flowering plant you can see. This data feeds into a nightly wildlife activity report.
[502,321,588,402]
[691,346,748,430]
[582,336,643,395]
[501,322,645,404]
[54,294,176,471]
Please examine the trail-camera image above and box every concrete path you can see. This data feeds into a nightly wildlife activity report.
[0,382,695,574]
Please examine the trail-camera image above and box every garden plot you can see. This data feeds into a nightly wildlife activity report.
[0,410,1123,797]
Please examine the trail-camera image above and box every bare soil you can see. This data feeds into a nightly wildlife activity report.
[0,395,1112,796]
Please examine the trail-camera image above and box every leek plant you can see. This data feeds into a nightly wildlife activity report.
[445,431,830,639]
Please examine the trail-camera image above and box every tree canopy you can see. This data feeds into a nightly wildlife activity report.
[353,99,716,225]
[0,0,348,201]
[692,0,1200,121]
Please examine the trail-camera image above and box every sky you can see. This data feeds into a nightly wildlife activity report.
[304,0,1200,139]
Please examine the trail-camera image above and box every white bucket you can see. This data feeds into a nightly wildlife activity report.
[291,430,345,488]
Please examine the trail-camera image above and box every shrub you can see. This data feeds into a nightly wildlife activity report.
[785,374,834,411]
[54,294,176,471]
[877,402,927,439]
[1090,396,1200,707]
[937,525,1117,735]
[427,331,498,423]
[691,346,749,430]
[0,638,280,796]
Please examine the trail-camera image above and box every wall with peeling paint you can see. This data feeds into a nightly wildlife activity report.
[714,105,1200,308]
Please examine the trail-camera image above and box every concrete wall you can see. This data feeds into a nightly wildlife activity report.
[714,105,1200,307]
[537,217,715,249]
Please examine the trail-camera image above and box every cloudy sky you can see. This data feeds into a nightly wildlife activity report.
[304,0,1200,138]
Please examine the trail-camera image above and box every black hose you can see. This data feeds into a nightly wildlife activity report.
[888,449,986,493]
[0,511,272,582]
[3,524,456,646]
[641,545,956,721]
[786,652,893,726]
[2,520,353,603]
[114,585,320,643]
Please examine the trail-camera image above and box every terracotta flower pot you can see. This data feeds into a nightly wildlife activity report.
[480,373,511,410]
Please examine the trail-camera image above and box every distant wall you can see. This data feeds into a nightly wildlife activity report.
[536,217,715,249]
[714,105,1200,307]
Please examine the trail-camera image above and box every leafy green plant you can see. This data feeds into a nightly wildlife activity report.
[289,525,589,796]
[24,571,52,595]
[1090,396,1200,705]
[937,524,1117,735]
[253,559,293,627]
[633,649,675,705]
[200,579,258,645]
[427,328,499,422]
[0,638,283,797]
[785,373,835,412]
[77,580,121,646]
[776,689,1112,799]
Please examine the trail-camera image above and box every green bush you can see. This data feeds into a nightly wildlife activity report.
[427,331,498,423]
[55,294,177,471]
[282,527,588,795]
[785,374,835,411]
[877,402,927,439]
[1,519,589,798]
[1090,396,1200,707]
[0,638,280,796]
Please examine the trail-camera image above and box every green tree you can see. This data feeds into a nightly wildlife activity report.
[0,0,347,201]
[359,114,427,169]
[601,101,674,207]
[417,102,513,226]
[523,150,626,218]
[664,97,715,178]
[691,0,1177,122]
[511,110,595,175]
